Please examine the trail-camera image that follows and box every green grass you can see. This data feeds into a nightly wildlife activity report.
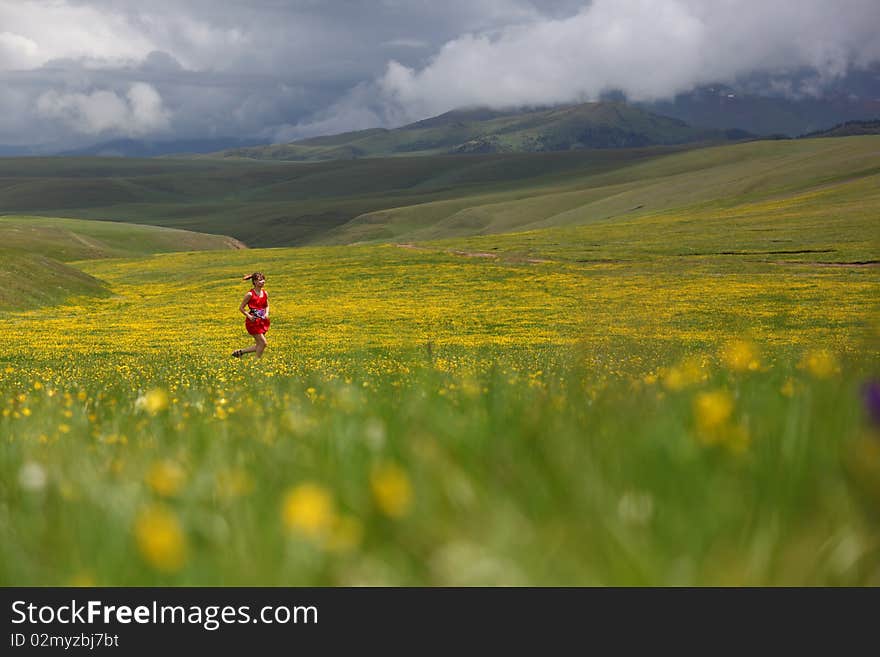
[3,137,878,250]
[0,147,683,246]
[3,345,878,586]
[0,215,243,261]
[3,137,876,310]
[1,210,878,585]
[336,136,880,243]
[416,172,880,266]
[0,215,243,308]
[1,137,878,586]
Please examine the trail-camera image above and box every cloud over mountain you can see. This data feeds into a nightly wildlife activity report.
[36,83,170,137]
[377,0,880,120]
[1,0,878,149]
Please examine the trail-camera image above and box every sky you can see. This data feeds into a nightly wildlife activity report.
[1,0,879,148]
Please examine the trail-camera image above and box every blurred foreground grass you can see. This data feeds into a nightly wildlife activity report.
[2,340,879,586]
[1,238,878,585]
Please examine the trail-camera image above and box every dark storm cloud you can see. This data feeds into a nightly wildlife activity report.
[1,1,878,148]
[1,0,566,146]
[377,0,880,121]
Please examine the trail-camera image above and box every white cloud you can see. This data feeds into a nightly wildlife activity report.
[0,1,257,73]
[270,82,407,143]
[126,82,170,132]
[2,0,880,146]
[0,1,156,70]
[0,31,41,69]
[36,82,170,136]
[377,0,880,120]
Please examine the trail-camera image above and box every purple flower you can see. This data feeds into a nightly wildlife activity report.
[863,380,880,427]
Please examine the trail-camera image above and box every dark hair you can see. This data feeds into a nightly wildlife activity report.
[243,272,265,283]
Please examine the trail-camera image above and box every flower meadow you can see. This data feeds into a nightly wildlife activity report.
[2,242,879,585]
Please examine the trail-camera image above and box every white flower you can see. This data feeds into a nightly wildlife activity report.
[19,462,47,492]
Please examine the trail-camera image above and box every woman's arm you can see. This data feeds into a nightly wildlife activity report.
[239,292,253,318]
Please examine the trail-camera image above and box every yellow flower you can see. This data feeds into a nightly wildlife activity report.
[720,340,760,372]
[780,378,796,397]
[282,483,335,539]
[134,505,187,574]
[661,367,685,391]
[136,388,169,414]
[801,349,839,379]
[694,389,735,436]
[692,389,750,453]
[460,377,482,398]
[371,462,413,518]
[146,460,186,497]
[661,356,705,391]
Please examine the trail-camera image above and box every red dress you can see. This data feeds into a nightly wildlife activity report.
[245,288,270,335]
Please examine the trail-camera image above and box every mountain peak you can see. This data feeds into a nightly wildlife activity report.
[216,101,753,162]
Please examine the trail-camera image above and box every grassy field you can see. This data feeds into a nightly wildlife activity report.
[0,147,681,246]
[0,215,243,308]
[332,136,880,243]
[2,137,875,252]
[1,218,878,584]
[1,136,878,585]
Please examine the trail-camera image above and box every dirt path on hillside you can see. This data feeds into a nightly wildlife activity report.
[225,237,248,250]
[397,242,555,264]
[397,243,880,269]
[396,243,498,259]
[768,260,880,268]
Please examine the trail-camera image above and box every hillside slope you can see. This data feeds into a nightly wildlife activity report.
[0,215,245,309]
[322,136,880,244]
[214,102,751,161]
[1,136,877,252]
[0,147,687,246]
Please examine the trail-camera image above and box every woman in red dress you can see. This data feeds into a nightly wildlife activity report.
[232,272,270,359]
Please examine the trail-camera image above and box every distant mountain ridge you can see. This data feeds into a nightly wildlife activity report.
[798,119,880,138]
[643,83,880,137]
[58,137,267,158]
[209,102,755,162]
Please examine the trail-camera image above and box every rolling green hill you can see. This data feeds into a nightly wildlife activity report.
[0,215,245,308]
[213,102,752,161]
[0,147,690,246]
[1,136,877,255]
[322,136,880,245]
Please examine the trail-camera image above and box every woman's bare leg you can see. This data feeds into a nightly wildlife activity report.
[254,334,267,358]
[232,333,267,358]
